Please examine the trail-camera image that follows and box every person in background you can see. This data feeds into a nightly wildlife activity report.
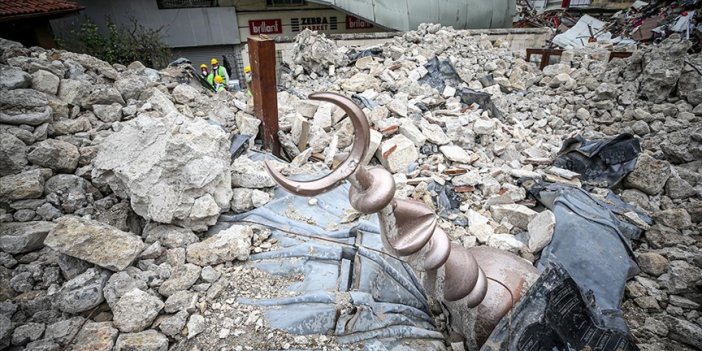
[244,65,252,96]
[200,64,213,88]
[210,58,229,86]
[213,75,226,92]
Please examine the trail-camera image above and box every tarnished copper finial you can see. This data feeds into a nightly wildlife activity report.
[265,92,538,348]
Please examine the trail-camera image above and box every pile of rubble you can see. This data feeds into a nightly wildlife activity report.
[276,26,701,349]
[0,20,700,350]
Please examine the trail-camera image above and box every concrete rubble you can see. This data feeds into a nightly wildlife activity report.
[0,22,700,351]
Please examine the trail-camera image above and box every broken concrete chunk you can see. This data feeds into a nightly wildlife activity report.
[158,263,201,297]
[92,111,232,230]
[0,221,55,254]
[623,153,671,195]
[490,204,537,230]
[68,321,118,351]
[0,169,46,201]
[185,225,252,266]
[419,120,448,145]
[231,156,277,188]
[54,268,110,313]
[527,210,555,252]
[143,224,198,249]
[399,120,426,147]
[44,216,145,271]
[439,145,471,163]
[114,330,169,351]
[112,288,164,333]
[376,134,419,173]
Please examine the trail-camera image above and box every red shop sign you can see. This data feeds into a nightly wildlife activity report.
[346,15,373,29]
[249,19,283,35]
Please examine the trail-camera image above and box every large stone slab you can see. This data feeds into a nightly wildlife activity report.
[44,216,145,271]
[92,111,232,231]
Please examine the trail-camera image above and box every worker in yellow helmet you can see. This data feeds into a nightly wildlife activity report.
[199,64,213,88]
[213,75,226,92]
[244,65,252,96]
[210,58,229,86]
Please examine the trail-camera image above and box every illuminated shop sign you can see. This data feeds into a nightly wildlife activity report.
[249,19,283,35]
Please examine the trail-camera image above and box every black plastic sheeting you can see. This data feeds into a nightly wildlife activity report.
[213,161,446,350]
[483,183,650,351]
[419,57,463,94]
[553,134,642,188]
[458,88,502,119]
[482,262,639,351]
[347,47,384,64]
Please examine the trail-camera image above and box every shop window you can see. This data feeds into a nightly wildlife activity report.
[157,0,217,9]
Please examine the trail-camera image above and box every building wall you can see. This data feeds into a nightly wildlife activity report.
[50,0,241,48]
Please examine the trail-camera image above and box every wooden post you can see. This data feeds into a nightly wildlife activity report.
[247,36,281,156]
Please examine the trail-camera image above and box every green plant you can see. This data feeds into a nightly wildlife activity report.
[59,16,171,69]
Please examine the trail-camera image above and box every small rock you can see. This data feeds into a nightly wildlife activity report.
[200,266,221,283]
[27,139,80,173]
[112,288,164,333]
[159,310,188,337]
[655,208,692,229]
[631,120,650,136]
[487,234,524,253]
[636,252,669,277]
[439,145,471,163]
[419,120,449,145]
[54,268,110,313]
[143,224,198,249]
[114,330,168,351]
[468,223,493,243]
[185,225,252,266]
[230,156,276,188]
[489,204,537,230]
[623,153,671,195]
[399,120,427,147]
[69,321,118,351]
[164,290,198,314]
[665,177,697,199]
[0,169,46,201]
[103,268,148,309]
[11,322,44,346]
[0,132,28,176]
[31,70,60,95]
[642,317,668,336]
[0,221,55,254]
[376,134,419,173]
[44,216,145,271]
[666,316,702,349]
[527,210,555,252]
[44,317,85,345]
[57,254,92,280]
[93,103,123,123]
[669,295,700,309]
[158,263,201,297]
[186,314,206,339]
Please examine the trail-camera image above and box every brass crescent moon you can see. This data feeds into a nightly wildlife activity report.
[264,92,370,196]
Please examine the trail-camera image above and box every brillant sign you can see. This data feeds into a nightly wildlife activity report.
[249,19,283,35]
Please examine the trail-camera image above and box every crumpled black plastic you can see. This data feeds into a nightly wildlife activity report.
[553,134,642,188]
[482,262,639,351]
[419,57,462,93]
[346,47,383,64]
[483,183,649,351]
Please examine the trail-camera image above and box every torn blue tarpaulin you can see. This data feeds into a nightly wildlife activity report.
[218,179,446,350]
